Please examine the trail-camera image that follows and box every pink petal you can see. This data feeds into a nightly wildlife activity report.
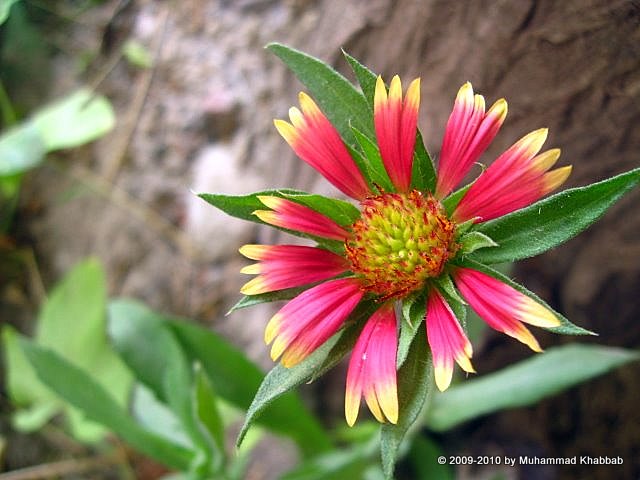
[374,75,420,192]
[253,196,350,241]
[426,290,474,392]
[239,244,349,294]
[274,93,370,200]
[266,278,363,367]
[435,83,507,198]
[453,268,561,352]
[345,303,398,426]
[453,129,572,223]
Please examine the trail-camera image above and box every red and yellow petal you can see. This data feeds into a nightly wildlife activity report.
[265,278,364,367]
[253,196,349,241]
[453,129,572,223]
[435,83,507,198]
[238,244,349,295]
[374,75,420,192]
[345,303,398,426]
[426,290,475,392]
[274,93,369,200]
[453,267,561,351]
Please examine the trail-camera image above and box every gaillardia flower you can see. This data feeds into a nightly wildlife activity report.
[239,75,572,425]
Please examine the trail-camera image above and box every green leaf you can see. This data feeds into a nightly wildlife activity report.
[122,39,153,68]
[193,364,225,468]
[2,325,59,431]
[460,259,592,336]
[109,299,329,458]
[236,331,348,451]
[426,344,639,431]
[0,122,46,176]
[107,300,172,394]
[380,328,432,479]
[72,296,226,474]
[433,274,466,306]
[166,311,332,457]
[0,0,20,25]
[458,231,498,255]
[343,50,377,109]
[410,132,437,193]
[198,189,351,251]
[5,259,131,442]
[228,287,305,313]
[33,89,115,151]
[472,168,640,264]
[131,384,193,449]
[351,125,395,192]
[442,183,472,216]
[20,339,195,470]
[267,43,373,144]
[409,435,454,480]
[281,436,378,480]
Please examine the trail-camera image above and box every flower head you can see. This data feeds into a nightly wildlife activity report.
[238,75,574,424]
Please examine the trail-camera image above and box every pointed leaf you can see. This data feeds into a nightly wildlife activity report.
[351,124,395,192]
[20,339,195,470]
[167,312,332,457]
[426,344,639,431]
[442,183,472,215]
[193,364,225,465]
[228,287,305,313]
[267,43,373,144]
[472,168,640,264]
[398,292,426,368]
[410,132,437,193]
[343,50,377,109]
[380,328,432,479]
[236,330,352,450]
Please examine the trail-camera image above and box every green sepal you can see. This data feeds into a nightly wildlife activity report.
[267,43,373,144]
[433,274,466,306]
[380,328,432,480]
[398,292,426,368]
[458,258,594,336]
[471,167,640,264]
[350,124,395,192]
[410,131,437,193]
[442,183,472,216]
[458,231,498,255]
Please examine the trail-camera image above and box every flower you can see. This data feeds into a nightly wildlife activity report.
[239,76,571,425]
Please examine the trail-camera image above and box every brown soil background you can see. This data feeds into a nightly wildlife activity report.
[2,0,639,479]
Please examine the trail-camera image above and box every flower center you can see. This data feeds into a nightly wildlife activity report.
[346,190,458,299]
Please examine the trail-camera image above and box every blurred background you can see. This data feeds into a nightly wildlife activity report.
[1,0,639,479]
